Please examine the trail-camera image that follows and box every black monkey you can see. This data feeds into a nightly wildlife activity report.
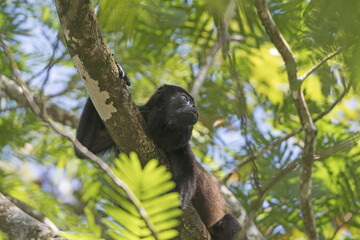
[75,84,241,239]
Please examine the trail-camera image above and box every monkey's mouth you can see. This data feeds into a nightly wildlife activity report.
[189,110,199,119]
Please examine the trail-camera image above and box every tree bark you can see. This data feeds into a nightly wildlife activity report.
[0,193,64,240]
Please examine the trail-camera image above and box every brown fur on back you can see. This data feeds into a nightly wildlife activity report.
[192,161,227,228]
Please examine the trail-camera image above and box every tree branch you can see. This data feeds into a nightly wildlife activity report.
[53,0,211,239]
[1,34,161,240]
[54,0,159,162]
[330,224,344,240]
[6,195,59,233]
[0,55,266,240]
[317,132,360,159]
[255,1,318,239]
[299,47,343,82]
[0,193,64,240]
[0,74,79,128]
[222,83,349,184]
[222,128,301,183]
[313,84,350,122]
[0,2,264,239]
[190,39,222,99]
[220,186,266,240]
[190,0,244,99]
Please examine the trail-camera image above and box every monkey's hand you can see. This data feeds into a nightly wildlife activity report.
[175,174,196,209]
[112,54,131,86]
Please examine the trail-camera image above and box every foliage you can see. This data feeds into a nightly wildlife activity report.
[103,153,181,240]
[60,153,181,240]
[0,0,359,239]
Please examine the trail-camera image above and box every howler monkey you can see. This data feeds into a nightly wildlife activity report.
[75,82,241,239]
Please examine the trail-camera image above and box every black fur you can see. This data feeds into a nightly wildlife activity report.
[210,214,242,240]
[75,84,240,239]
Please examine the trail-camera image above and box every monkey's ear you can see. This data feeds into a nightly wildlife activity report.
[156,85,170,95]
[138,105,150,121]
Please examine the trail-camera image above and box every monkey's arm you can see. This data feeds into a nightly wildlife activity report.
[167,144,197,209]
[169,147,241,239]
[75,98,116,158]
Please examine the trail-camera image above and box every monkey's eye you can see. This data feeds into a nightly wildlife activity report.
[181,95,188,102]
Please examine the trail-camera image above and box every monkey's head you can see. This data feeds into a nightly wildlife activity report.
[142,85,198,151]
[145,85,199,126]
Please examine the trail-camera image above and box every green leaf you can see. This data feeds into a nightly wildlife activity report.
[102,152,181,239]
[59,232,103,240]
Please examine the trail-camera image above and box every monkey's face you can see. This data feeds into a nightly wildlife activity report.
[145,85,199,127]
[144,85,198,151]
[168,91,199,125]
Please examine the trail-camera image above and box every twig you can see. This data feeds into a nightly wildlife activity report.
[255,0,296,67]
[252,161,299,212]
[299,48,343,82]
[0,36,160,240]
[190,40,222,98]
[317,132,360,159]
[221,128,300,184]
[242,127,357,225]
[26,38,66,83]
[313,84,350,122]
[330,224,343,240]
[238,131,358,239]
[190,0,243,98]
[246,129,358,226]
[222,82,349,184]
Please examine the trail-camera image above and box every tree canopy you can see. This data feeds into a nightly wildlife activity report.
[0,0,359,239]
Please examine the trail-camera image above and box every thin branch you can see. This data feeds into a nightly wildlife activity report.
[0,36,160,240]
[26,39,66,83]
[255,0,296,67]
[313,84,350,122]
[39,50,67,95]
[39,39,62,93]
[266,162,298,194]
[252,161,299,212]
[222,83,349,183]
[330,224,343,240]
[190,0,243,99]
[299,48,343,82]
[190,40,222,98]
[235,129,356,240]
[235,128,357,240]
[222,128,301,184]
[255,1,318,238]
[246,129,358,216]
[317,132,360,159]
[237,128,358,238]
[0,74,80,128]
